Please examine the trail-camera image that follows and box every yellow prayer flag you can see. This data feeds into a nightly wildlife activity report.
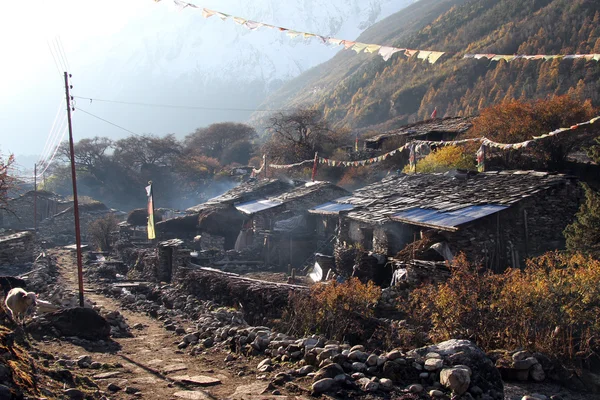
[202,8,216,18]
[364,44,382,53]
[351,43,368,53]
[417,51,432,60]
[427,51,445,64]
[145,183,156,240]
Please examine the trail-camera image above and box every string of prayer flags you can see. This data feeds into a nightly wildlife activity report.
[476,145,486,172]
[157,1,600,65]
[379,46,404,61]
[408,144,416,173]
[265,114,599,170]
[268,159,314,169]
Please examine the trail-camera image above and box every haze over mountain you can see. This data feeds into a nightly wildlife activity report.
[0,0,416,168]
[257,0,600,131]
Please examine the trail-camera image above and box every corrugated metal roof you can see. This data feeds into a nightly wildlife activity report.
[391,204,508,231]
[309,201,356,214]
[235,199,283,215]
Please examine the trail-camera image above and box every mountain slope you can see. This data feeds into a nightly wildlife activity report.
[257,0,600,131]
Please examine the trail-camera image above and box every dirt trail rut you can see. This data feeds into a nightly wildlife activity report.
[35,250,288,400]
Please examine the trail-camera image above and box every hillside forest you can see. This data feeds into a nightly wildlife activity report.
[259,0,600,131]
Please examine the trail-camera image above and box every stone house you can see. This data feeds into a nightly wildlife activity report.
[157,179,349,267]
[157,178,294,248]
[363,117,474,151]
[233,181,349,267]
[310,170,581,271]
[39,202,125,246]
[0,190,70,230]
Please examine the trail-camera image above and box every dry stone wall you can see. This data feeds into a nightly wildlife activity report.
[0,231,34,265]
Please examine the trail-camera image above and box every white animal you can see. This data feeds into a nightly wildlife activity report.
[4,288,37,325]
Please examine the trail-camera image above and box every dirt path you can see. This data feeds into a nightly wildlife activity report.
[35,250,295,400]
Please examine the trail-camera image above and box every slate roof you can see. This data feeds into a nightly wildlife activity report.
[235,181,350,215]
[329,170,573,227]
[365,117,474,145]
[186,179,292,213]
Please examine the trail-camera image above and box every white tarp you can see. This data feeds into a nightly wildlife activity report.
[309,261,323,282]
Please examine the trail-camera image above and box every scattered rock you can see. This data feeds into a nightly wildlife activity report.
[313,363,344,381]
[312,378,336,393]
[64,388,85,400]
[408,383,423,393]
[171,375,221,386]
[408,339,503,398]
[93,371,122,379]
[440,367,471,395]
[35,307,111,340]
[424,358,444,371]
[530,363,546,382]
[125,386,141,394]
[107,382,122,392]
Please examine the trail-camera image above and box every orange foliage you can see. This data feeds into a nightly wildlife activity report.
[282,278,381,341]
[408,252,600,359]
[467,95,597,169]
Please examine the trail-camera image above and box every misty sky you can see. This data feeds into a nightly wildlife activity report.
[0,0,173,165]
[0,0,409,171]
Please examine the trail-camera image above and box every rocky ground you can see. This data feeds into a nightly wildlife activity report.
[1,248,598,399]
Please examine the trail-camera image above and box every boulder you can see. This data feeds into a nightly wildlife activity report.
[530,363,545,382]
[313,363,344,381]
[312,378,335,393]
[408,339,503,399]
[34,307,111,340]
[440,367,471,395]
[424,358,444,371]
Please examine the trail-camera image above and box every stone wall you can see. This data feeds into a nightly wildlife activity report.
[0,231,34,265]
[339,219,416,256]
[1,192,69,230]
[39,205,118,246]
[446,180,582,271]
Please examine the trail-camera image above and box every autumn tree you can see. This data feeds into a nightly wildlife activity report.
[184,123,256,165]
[403,145,477,173]
[467,95,597,170]
[263,108,348,163]
[57,136,113,181]
[113,134,182,171]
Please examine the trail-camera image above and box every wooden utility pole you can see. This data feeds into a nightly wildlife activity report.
[64,72,85,307]
[33,163,37,232]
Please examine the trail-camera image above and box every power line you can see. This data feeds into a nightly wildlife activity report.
[56,37,71,72]
[51,38,67,71]
[37,100,67,166]
[72,95,295,112]
[39,116,67,167]
[46,41,63,78]
[36,126,68,178]
[75,107,139,135]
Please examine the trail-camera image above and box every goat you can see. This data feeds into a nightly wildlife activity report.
[4,288,37,325]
